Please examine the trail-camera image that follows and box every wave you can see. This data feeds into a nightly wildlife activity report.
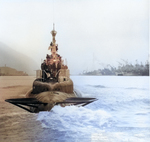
[1,85,22,89]
[0,112,30,126]
[102,98,150,111]
[87,84,107,88]
[125,87,148,90]
[135,113,148,115]
[122,98,150,106]
[37,105,115,133]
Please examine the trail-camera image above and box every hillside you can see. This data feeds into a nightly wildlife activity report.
[0,42,39,75]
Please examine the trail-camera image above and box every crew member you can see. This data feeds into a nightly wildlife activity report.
[41,43,61,81]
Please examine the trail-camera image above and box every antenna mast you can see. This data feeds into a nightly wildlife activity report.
[51,23,57,46]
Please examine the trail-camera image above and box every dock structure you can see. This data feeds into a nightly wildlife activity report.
[0,66,28,76]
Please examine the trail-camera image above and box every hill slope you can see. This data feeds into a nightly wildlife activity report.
[0,42,39,75]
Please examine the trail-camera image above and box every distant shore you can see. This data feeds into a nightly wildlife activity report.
[79,74,149,76]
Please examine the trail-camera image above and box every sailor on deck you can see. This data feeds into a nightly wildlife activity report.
[41,43,61,81]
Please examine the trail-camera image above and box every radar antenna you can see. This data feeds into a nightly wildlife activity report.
[51,23,57,46]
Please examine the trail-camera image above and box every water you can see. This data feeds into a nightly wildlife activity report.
[37,76,150,142]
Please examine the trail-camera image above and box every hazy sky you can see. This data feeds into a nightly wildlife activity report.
[0,0,149,74]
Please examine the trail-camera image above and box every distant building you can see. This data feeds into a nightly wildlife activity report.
[0,66,28,76]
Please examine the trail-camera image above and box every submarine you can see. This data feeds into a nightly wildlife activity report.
[5,25,97,113]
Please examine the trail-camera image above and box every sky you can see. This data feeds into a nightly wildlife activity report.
[0,0,149,74]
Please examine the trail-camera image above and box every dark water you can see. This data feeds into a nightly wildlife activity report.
[0,102,42,142]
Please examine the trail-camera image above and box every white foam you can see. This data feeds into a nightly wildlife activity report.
[36,76,150,141]
[37,105,113,134]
